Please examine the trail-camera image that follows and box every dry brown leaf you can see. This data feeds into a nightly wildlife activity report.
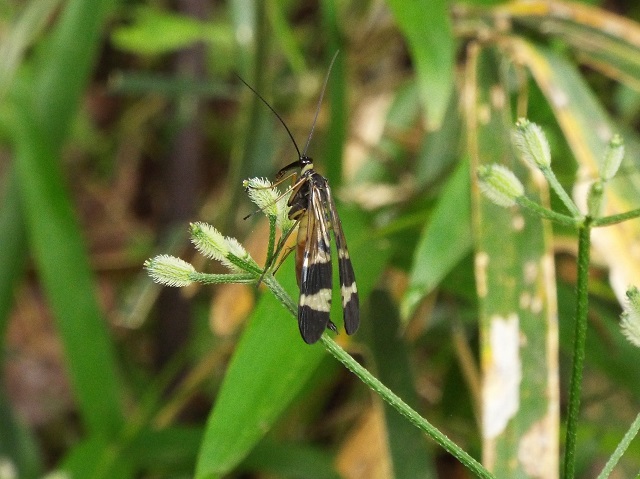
[336,405,391,479]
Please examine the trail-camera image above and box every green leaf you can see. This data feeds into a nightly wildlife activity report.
[465,45,559,477]
[367,291,437,478]
[0,384,42,479]
[320,0,348,185]
[0,169,28,344]
[494,1,640,91]
[195,205,388,479]
[415,92,462,187]
[386,0,454,129]
[354,82,421,184]
[0,0,61,100]
[13,109,125,438]
[59,437,134,479]
[266,0,306,75]
[194,268,326,479]
[242,439,341,479]
[128,426,202,473]
[32,0,113,146]
[111,6,232,56]
[5,0,124,441]
[402,159,472,320]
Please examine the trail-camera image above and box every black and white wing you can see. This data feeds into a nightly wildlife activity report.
[326,185,359,335]
[297,183,336,344]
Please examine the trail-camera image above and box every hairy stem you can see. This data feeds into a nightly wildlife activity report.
[563,220,592,478]
[596,412,640,479]
[541,166,582,218]
[261,272,494,478]
[321,335,495,478]
[516,195,583,227]
[591,207,640,227]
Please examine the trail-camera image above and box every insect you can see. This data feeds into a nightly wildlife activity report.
[240,53,359,344]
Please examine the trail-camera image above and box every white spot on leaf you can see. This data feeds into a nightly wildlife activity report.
[518,416,558,477]
[483,314,521,439]
[512,214,525,231]
[523,261,538,284]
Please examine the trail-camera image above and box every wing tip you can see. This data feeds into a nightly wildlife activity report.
[299,306,331,344]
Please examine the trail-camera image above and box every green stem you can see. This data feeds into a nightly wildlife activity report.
[563,220,592,479]
[226,253,263,276]
[516,196,583,228]
[262,273,297,316]
[541,166,582,218]
[261,272,494,478]
[321,335,494,478]
[264,216,277,268]
[596,412,640,479]
[592,207,640,227]
[190,272,256,284]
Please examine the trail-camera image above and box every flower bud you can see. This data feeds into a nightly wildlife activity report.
[190,222,257,272]
[190,222,228,261]
[245,177,281,217]
[600,134,624,181]
[512,118,551,169]
[477,164,525,207]
[244,177,294,231]
[144,255,195,287]
[621,286,640,348]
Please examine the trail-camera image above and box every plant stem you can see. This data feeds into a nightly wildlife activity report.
[190,272,256,284]
[261,272,493,478]
[516,196,583,227]
[265,216,277,268]
[596,412,640,479]
[563,220,592,479]
[321,335,495,478]
[591,207,640,227]
[541,166,582,218]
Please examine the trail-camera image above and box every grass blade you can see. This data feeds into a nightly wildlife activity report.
[386,0,454,129]
[8,0,124,440]
[464,43,559,477]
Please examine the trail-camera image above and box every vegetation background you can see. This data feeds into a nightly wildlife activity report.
[1,0,640,478]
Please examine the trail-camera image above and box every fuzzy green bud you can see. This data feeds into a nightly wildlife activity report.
[512,118,551,169]
[190,222,257,272]
[477,164,525,207]
[245,177,281,217]
[621,286,640,348]
[144,254,195,287]
[190,222,228,261]
[244,177,295,232]
[600,134,624,181]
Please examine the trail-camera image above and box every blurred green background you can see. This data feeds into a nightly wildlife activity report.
[1,0,640,478]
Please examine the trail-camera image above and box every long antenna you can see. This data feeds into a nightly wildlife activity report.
[236,51,340,161]
[235,73,303,159]
[302,50,339,156]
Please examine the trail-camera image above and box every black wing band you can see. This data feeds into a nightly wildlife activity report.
[297,184,335,344]
[325,185,359,335]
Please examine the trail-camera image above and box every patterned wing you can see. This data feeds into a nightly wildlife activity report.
[297,182,336,344]
[325,185,359,335]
